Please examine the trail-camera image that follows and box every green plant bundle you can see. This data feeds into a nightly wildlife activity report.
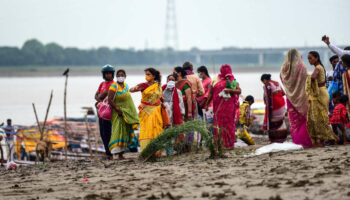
[139,120,216,162]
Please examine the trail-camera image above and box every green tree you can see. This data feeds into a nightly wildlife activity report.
[45,42,65,65]
[21,39,46,65]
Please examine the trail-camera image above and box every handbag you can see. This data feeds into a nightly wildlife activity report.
[161,106,171,127]
[98,85,117,120]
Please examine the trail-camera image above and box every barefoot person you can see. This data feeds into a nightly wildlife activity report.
[173,67,196,151]
[261,74,287,143]
[306,51,338,147]
[162,74,185,127]
[107,69,139,160]
[95,65,115,159]
[205,64,241,149]
[130,68,163,152]
[280,49,312,147]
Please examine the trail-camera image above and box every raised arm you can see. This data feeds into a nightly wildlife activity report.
[323,36,350,57]
[129,84,143,93]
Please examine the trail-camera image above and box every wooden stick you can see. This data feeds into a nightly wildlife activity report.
[63,73,69,160]
[94,109,100,158]
[41,90,53,139]
[84,114,93,159]
[94,123,99,157]
[32,103,43,136]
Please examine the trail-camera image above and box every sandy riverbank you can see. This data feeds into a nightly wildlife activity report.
[1,136,350,200]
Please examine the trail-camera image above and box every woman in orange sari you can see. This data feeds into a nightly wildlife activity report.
[130,68,163,151]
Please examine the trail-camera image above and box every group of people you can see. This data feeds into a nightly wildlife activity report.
[95,62,244,159]
[263,36,350,148]
[95,35,350,159]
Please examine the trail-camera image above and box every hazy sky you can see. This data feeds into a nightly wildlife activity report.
[0,0,349,50]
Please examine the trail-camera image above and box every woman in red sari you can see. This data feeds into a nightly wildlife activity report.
[261,74,287,143]
[205,64,241,149]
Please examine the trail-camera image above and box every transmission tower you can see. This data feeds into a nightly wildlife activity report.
[164,0,178,50]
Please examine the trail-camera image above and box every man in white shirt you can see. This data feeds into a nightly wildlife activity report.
[326,55,338,87]
[322,36,350,57]
[322,36,350,93]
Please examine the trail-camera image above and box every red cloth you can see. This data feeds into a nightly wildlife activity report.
[138,82,150,92]
[330,104,348,124]
[162,84,183,125]
[172,87,183,125]
[97,81,114,93]
[263,81,286,130]
[178,80,195,118]
[218,64,234,81]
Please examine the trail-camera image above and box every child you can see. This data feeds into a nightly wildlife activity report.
[219,75,237,100]
[329,91,342,117]
[237,95,256,145]
[330,95,350,144]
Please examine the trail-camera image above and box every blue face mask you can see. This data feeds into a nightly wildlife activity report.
[198,73,203,79]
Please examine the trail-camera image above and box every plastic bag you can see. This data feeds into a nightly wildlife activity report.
[252,142,303,156]
[328,81,338,101]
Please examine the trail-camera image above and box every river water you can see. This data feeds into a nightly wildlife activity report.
[0,72,282,125]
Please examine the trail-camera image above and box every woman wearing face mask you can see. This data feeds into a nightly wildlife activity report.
[197,66,212,116]
[130,68,163,151]
[162,74,185,155]
[107,69,139,159]
[162,74,185,126]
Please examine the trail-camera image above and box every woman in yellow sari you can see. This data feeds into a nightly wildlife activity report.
[130,68,163,151]
[306,51,338,147]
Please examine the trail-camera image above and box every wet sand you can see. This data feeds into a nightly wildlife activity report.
[1,137,350,200]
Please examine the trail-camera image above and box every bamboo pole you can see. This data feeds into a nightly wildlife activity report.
[41,90,53,139]
[63,68,69,160]
[32,103,43,137]
[94,108,100,158]
[84,114,93,159]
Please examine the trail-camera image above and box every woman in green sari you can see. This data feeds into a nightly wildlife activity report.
[108,69,139,160]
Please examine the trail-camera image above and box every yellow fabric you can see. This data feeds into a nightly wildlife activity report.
[138,83,163,142]
[139,83,162,115]
[15,129,65,153]
[109,82,125,92]
[140,139,151,152]
[237,126,256,145]
[342,70,350,116]
[316,65,326,84]
[305,76,337,144]
[239,101,251,125]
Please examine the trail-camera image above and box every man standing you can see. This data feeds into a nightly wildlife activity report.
[326,55,338,87]
[3,119,15,143]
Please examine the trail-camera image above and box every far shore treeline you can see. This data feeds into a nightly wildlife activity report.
[0,39,332,67]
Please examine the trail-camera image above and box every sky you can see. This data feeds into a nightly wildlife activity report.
[0,0,349,50]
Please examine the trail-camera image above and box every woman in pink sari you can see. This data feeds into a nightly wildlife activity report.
[280,49,312,148]
[205,64,241,149]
